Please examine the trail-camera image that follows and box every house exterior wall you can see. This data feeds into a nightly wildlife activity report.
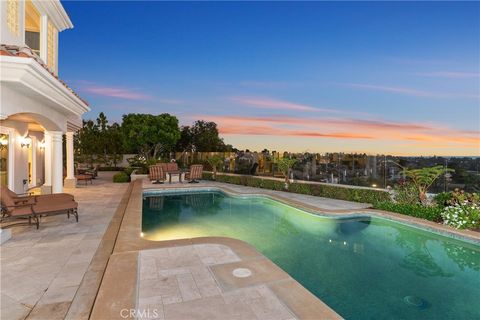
[1,85,67,131]
[0,0,26,46]
[1,1,88,194]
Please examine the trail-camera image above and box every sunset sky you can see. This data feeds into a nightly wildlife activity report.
[61,1,479,156]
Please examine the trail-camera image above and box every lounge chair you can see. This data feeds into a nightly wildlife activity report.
[1,186,74,205]
[185,164,203,183]
[149,165,165,184]
[1,191,78,229]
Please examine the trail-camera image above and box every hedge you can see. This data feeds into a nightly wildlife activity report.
[113,172,130,183]
[373,201,443,222]
[202,172,390,204]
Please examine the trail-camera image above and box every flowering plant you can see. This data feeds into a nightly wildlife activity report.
[441,190,480,229]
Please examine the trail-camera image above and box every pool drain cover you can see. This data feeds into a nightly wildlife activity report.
[232,268,252,278]
[403,295,427,308]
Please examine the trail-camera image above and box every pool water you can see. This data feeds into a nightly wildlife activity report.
[142,191,480,320]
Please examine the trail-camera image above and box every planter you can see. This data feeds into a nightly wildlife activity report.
[130,170,149,181]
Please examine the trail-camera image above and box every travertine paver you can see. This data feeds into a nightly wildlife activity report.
[137,244,297,320]
[0,172,128,320]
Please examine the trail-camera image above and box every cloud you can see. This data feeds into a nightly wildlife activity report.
[413,71,480,78]
[230,96,346,113]
[341,83,479,99]
[81,85,152,100]
[238,81,302,88]
[192,114,479,147]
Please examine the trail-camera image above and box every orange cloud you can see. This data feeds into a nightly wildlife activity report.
[195,114,480,148]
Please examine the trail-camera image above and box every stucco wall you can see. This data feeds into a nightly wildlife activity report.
[1,85,68,132]
[0,0,25,47]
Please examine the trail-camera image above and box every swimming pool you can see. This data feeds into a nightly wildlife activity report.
[142,190,480,319]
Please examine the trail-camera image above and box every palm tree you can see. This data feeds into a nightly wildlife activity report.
[277,157,297,189]
[207,155,224,180]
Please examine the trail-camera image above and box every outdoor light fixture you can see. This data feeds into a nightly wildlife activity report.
[0,136,8,146]
[20,135,32,148]
[38,140,45,150]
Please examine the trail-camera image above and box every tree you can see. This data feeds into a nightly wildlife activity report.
[277,157,297,189]
[105,123,124,167]
[207,155,224,180]
[75,119,100,166]
[176,126,193,152]
[191,120,224,151]
[402,165,455,204]
[75,113,125,168]
[121,113,180,161]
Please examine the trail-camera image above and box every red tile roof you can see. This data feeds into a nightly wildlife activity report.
[1,44,89,106]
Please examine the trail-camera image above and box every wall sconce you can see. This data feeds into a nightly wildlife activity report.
[38,140,45,150]
[0,136,8,146]
[20,135,32,148]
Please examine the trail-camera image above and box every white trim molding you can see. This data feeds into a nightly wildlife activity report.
[0,55,90,116]
[31,0,73,31]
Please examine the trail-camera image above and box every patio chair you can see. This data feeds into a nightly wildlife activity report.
[1,191,79,229]
[149,165,165,184]
[185,164,203,183]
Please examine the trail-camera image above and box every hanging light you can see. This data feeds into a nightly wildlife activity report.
[20,135,32,148]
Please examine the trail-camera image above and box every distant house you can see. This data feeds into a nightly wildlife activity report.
[0,0,89,193]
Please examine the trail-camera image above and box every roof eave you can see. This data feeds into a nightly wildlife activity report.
[32,0,74,31]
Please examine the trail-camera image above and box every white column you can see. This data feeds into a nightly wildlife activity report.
[50,131,63,194]
[64,131,76,188]
[41,131,52,194]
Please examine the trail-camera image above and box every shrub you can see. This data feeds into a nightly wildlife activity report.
[373,201,443,222]
[113,172,130,183]
[202,172,390,204]
[440,189,480,229]
[393,181,420,205]
[441,203,480,229]
[124,167,135,176]
[434,192,452,207]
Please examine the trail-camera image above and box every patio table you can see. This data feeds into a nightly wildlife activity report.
[167,170,183,183]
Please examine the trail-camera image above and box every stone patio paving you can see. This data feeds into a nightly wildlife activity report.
[137,244,297,320]
[0,172,128,320]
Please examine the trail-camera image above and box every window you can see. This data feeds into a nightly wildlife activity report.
[7,0,19,35]
[24,0,41,55]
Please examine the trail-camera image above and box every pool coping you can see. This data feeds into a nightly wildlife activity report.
[90,179,479,320]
